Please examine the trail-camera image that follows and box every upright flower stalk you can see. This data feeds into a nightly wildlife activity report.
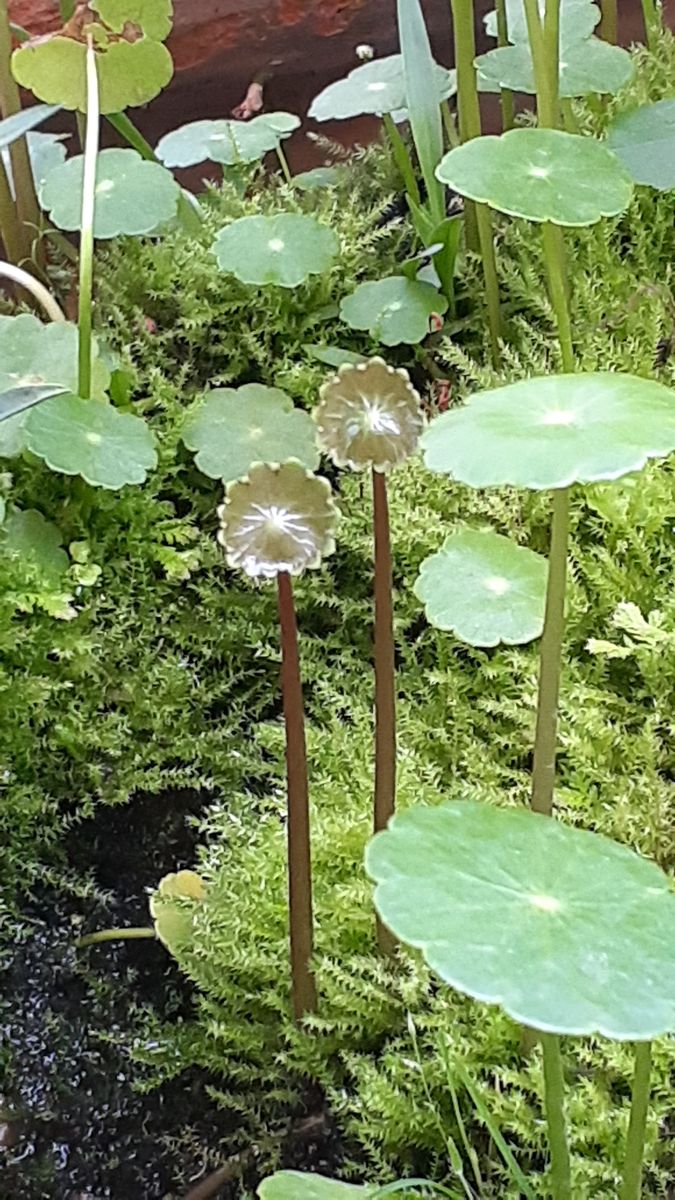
[78,37,100,401]
[315,358,423,953]
[218,461,338,1019]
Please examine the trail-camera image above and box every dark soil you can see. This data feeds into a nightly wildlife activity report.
[0,792,346,1199]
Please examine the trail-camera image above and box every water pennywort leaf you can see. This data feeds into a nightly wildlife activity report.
[212,214,339,287]
[307,55,454,124]
[308,55,455,123]
[436,129,633,225]
[25,395,157,489]
[340,276,447,346]
[476,37,634,98]
[156,112,301,168]
[0,315,110,457]
[607,99,675,191]
[366,800,675,1038]
[183,384,320,482]
[12,36,173,114]
[421,372,675,489]
[415,528,548,647]
[484,0,599,44]
[39,147,180,238]
[92,0,173,40]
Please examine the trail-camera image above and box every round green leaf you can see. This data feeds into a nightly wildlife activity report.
[93,0,173,40]
[212,214,338,288]
[421,372,675,489]
[476,38,634,98]
[0,315,107,397]
[340,276,447,346]
[367,800,675,1038]
[25,395,157,489]
[182,384,320,482]
[26,131,68,190]
[12,37,173,114]
[157,112,300,169]
[308,54,455,122]
[484,0,600,43]
[259,1174,374,1199]
[3,509,69,579]
[0,315,109,458]
[415,529,547,647]
[436,128,633,226]
[607,99,675,191]
[39,148,179,238]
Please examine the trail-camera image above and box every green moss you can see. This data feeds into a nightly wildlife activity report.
[2,31,675,1200]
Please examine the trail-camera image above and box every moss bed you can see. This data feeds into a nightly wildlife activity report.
[1,33,675,1200]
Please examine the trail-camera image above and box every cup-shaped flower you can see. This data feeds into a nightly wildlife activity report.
[315,357,424,473]
[217,460,338,579]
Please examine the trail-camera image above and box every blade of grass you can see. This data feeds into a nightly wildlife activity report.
[397,0,445,228]
[450,1058,538,1200]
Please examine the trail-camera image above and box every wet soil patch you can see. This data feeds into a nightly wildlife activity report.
[0,792,350,1198]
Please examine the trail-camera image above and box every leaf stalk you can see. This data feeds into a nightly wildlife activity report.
[541,1033,572,1199]
[620,1041,653,1200]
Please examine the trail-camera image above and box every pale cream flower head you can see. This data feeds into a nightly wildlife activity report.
[217,460,338,579]
[314,356,424,473]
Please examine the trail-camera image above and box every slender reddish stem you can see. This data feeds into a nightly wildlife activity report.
[277,570,317,1019]
[372,469,397,954]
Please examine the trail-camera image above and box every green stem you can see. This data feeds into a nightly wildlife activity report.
[541,222,574,369]
[0,0,40,255]
[559,98,580,134]
[530,486,570,816]
[77,927,155,948]
[372,469,397,955]
[495,0,515,131]
[441,100,460,149]
[383,113,421,207]
[449,0,503,359]
[78,38,100,401]
[106,110,157,160]
[0,155,24,264]
[59,0,76,18]
[620,1042,653,1200]
[475,203,502,365]
[449,0,481,250]
[276,143,293,186]
[598,0,618,42]
[541,1034,572,1200]
[522,0,559,128]
[277,570,318,1020]
[640,0,660,49]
